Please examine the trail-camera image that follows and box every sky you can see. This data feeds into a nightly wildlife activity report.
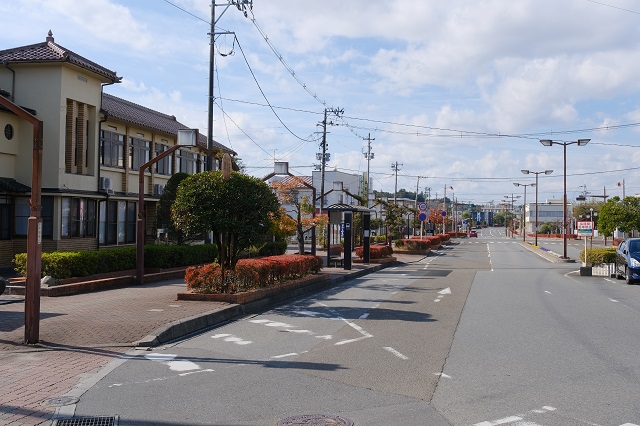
[3,0,640,208]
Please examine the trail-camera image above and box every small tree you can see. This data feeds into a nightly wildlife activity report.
[172,171,280,270]
[599,196,640,238]
[156,172,204,244]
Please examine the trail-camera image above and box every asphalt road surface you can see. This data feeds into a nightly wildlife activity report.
[73,236,640,426]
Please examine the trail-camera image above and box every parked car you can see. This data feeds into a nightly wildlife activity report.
[614,238,640,284]
[469,228,478,238]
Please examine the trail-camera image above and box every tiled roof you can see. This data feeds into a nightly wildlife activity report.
[102,93,235,154]
[278,176,313,188]
[0,178,30,193]
[0,31,120,83]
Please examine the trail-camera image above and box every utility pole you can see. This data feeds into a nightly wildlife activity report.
[207,1,253,172]
[317,107,343,214]
[391,162,402,205]
[363,133,375,207]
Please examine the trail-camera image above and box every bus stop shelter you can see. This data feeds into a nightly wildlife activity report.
[324,203,374,270]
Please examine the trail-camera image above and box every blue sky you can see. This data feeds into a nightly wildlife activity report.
[3,0,640,207]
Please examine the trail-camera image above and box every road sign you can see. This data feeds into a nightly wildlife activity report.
[418,202,427,211]
[577,220,594,236]
[441,211,447,216]
[419,212,427,221]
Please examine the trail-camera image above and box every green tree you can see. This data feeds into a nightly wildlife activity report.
[598,196,640,237]
[156,172,204,244]
[172,171,280,269]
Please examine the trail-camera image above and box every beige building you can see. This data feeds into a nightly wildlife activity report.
[0,32,234,267]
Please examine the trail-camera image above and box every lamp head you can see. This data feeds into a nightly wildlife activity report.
[513,183,521,187]
[540,139,553,146]
[544,169,553,175]
[577,138,591,146]
[521,169,530,174]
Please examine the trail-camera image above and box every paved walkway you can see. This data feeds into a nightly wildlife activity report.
[0,252,415,425]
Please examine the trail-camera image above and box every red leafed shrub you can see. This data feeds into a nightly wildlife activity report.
[186,255,323,294]
[355,245,392,259]
[394,239,431,251]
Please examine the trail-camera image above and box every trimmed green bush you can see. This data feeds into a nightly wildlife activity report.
[14,244,218,279]
[580,247,616,264]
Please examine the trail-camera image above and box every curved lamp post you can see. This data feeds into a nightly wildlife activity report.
[539,139,590,259]
[521,169,553,246]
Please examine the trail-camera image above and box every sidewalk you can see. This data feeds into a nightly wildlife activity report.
[0,252,416,425]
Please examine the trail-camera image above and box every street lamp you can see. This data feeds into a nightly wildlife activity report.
[540,139,590,259]
[137,129,199,286]
[513,182,535,242]
[521,169,553,246]
[443,185,453,234]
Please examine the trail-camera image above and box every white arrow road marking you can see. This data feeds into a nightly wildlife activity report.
[434,372,451,379]
[610,298,619,303]
[473,406,556,426]
[383,347,408,360]
[545,291,552,295]
[316,302,374,346]
[211,333,252,345]
[435,287,451,302]
[359,313,370,319]
[144,353,201,372]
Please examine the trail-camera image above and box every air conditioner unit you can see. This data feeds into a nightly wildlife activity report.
[99,177,112,191]
[154,184,165,196]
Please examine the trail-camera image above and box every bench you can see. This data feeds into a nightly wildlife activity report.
[329,256,344,267]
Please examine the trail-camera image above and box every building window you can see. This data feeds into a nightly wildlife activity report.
[130,137,150,170]
[0,196,10,239]
[65,99,89,175]
[154,144,172,175]
[61,197,96,238]
[100,130,125,168]
[176,149,197,174]
[99,200,136,245]
[14,196,53,238]
[4,124,14,140]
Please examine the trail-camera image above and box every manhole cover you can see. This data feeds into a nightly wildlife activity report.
[42,396,79,407]
[277,414,354,425]
[53,416,119,426]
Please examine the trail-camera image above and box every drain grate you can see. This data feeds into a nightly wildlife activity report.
[53,416,119,426]
[277,414,354,425]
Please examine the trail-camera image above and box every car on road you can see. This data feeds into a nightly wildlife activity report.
[614,238,640,284]
[469,228,478,237]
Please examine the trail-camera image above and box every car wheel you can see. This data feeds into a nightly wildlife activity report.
[614,263,623,279]
[625,267,633,284]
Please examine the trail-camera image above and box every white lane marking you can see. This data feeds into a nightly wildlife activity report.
[434,372,452,379]
[212,333,252,345]
[438,287,452,295]
[474,416,523,426]
[292,310,321,317]
[285,329,314,334]
[313,302,374,345]
[610,298,620,302]
[148,309,164,312]
[473,406,556,426]
[179,369,214,376]
[144,353,201,372]
[316,335,332,340]
[271,352,306,359]
[383,347,409,360]
[168,304,181,307]
[620,423,640,426]
[545,291,552,294]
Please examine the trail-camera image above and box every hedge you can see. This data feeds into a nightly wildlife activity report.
[185,254,323,294]
[355,245,393,259]
[580,247,617,264]
[14,244,218,279]
[394,239,431,251]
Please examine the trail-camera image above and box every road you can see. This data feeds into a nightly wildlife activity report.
[73,234,640,426]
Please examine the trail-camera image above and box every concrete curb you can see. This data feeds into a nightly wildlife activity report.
[519,241,576,263]
[134,261,393,347]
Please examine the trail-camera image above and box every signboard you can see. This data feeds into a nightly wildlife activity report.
[418,212,427,222]
[441,211,447,217]
[577,220,594,236]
